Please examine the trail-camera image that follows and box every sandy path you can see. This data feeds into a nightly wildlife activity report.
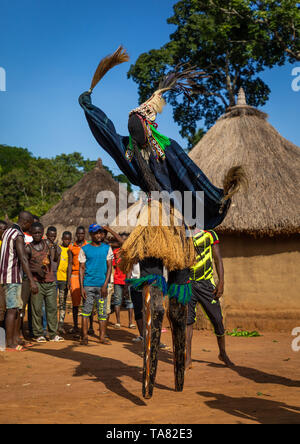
[0,313,299,424]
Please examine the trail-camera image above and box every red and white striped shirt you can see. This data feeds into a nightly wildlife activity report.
[0,224,24,284]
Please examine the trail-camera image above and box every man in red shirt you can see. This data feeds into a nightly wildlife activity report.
[112,233,135,329]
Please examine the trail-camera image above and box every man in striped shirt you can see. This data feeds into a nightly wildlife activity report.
[0,220,8,324]
[0,211,38,351]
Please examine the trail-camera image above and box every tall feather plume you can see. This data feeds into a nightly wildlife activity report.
[89,46,129,92]
[157,64,210,101]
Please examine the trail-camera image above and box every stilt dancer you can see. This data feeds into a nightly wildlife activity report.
[79,47,246,398]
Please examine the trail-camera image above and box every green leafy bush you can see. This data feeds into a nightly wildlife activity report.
[226,328,261,337]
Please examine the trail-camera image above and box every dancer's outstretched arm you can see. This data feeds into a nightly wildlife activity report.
[79,92,140,187]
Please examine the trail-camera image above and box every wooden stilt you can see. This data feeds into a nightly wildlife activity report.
[142,285,164,399]
[143,285,152,399]
[167,298,187,391]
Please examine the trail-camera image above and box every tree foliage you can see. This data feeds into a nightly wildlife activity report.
[0,145,132,220]
[128,0,300,141]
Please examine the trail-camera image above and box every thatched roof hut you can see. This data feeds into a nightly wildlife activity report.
[189,88,300,237]
[41,158,124,237]
[189,89,300,332]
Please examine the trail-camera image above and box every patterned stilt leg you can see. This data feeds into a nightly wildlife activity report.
[167,297,187,392]
[142,285,164,399]
[143,284,152,399]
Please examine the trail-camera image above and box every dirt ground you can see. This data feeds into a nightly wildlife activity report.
[0,311,299,424]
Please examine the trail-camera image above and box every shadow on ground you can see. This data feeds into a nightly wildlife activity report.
[30,343,173,406]
[198,391,300,424]
[193,359,300,388]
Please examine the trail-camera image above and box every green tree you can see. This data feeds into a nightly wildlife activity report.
[213,0,300,62]
[186,128,206,151]
[52,152,97,174]
[0,145,32,175]
[0,146,133,219]
[128,0,300,142]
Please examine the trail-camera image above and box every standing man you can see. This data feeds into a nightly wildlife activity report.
[46,226,59,280]
[67,226,88,335]
[0,220,8,327]
[41,226,58,335]
[0,212,38,351]
[0,220,8,249]
[186,229,234,369]
[26,222,63,343]
[79,225,122,345]
[20,216,41,342]
[57,231,72,334]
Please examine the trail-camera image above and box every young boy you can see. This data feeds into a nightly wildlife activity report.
[186,229,234,369]
[26,222,63,343]
[46,226,57,244]
[57,231,72,334]
[79,224,122,345]
[41,226,58,334]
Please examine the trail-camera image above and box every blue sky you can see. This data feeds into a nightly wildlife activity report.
[0,0,299,177]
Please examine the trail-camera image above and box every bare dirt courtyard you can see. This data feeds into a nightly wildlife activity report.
[0,312,299,424]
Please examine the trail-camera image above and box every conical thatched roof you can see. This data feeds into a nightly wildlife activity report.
[189,90,300,236]
[41,159,124,235]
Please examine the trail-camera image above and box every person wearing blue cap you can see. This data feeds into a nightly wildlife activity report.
[78,224,122,345]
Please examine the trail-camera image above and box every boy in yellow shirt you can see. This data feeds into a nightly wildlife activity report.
[57,231,72,334]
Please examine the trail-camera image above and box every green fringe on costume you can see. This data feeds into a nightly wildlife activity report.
[126,274,168,295]
[126,125,171,161]
[168,283,192,306]
[150,125,171,151]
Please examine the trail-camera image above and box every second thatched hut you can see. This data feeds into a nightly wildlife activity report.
[189,89,300,332]
[41,158,126,239]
